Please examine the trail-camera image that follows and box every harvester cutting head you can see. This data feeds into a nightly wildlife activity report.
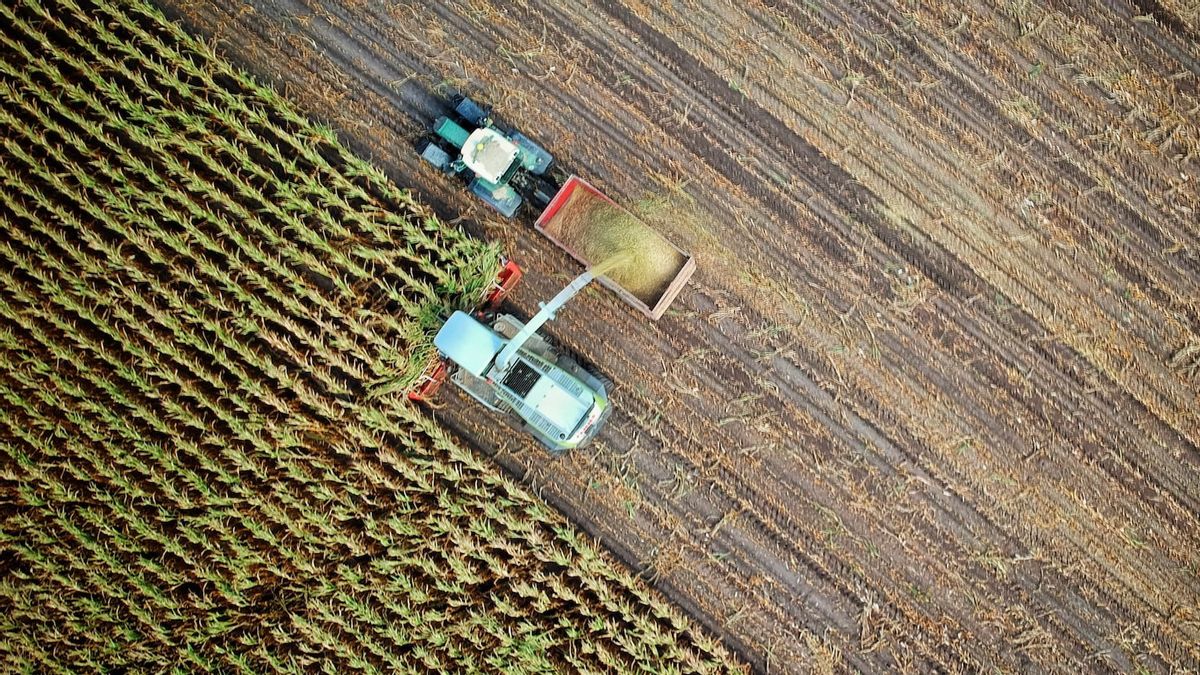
[407,260,521,402]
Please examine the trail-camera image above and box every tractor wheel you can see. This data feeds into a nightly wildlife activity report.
[531,173,562,208]
[416,137,452,171]
[547,164,570,187]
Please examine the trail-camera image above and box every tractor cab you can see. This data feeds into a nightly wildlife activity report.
[460,127,519,184]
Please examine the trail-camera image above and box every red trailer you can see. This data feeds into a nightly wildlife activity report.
[535,176,696,320]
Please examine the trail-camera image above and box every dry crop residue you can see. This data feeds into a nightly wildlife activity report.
[154,0,1200,671]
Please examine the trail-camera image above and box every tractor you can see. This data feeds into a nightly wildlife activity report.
[416,96,562,217]
[412,96,694,453]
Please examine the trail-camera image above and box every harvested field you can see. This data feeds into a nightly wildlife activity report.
[147,0,1200,671]
[0,0,741,671]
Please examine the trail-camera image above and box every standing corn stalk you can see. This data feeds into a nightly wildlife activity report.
[0,0,744,672]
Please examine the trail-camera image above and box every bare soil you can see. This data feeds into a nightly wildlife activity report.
[152,0,1200,671]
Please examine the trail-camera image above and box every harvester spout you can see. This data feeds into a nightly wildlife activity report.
[494,270,595,372]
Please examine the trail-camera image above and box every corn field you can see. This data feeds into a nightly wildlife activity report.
[0,0,739,671]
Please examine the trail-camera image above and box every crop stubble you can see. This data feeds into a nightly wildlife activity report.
[154,0,1199,672]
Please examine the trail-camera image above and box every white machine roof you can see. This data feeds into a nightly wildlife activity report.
[461,127,519,184]
[434,311,504,377]
[526,376,590,432]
